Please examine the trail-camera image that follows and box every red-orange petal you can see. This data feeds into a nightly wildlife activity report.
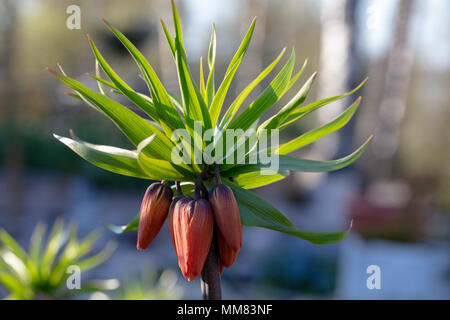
[137,183,173,250]
[170,198,214,281]
[209,184,242,251]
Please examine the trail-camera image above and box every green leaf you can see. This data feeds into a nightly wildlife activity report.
[27,223,46,280]
[101,19,185,138]
[76,242,116,272]
[95,60,108,96]
[199,56,206,99]
[280,77,368,129]
[136,134,196,180]
[138,153,196,181]
[29,223,46,267]
[223,180,294,227]
[219,47,287,129]
[217,51,298,171]
[228,49,296,131]
[40,219,68,279]
[0,230,28,263]
[76,230,103,259]
[275,96,362,155]
[87,73,118,91]
[160,19,175,56]
[207,23,216,71]
[48,68,175,161]
[54,132,150,179]
[224,181,352,245]
[0,273,30,299]
[232,170,289,189]
[209,18,256,126]
[89,71,183,116]
[171,0,212,131]
[104,216,139,234]
[88,36,160,123]
[259,71,316,132]
[222,136,373,176]
[206,23,216,107]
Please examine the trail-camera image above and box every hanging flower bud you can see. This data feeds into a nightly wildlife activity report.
[137,182,173,250]
[209,184,242,251]
[168,195,191,250]
[169,197,214,281]
[217,228,240,268]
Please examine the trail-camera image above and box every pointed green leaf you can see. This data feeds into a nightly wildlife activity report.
[0,230,27,263]
[228,49,296,131]
[199,56,206,99]
[171,0,212,130]
[219,48,287,129]
[233,170,289,189]
[223,180,294,227]
[88,36,161,123]
[209,18,256,126]
[40,219,68,279]
[76,242,116,272]
[275,97,362,155]
[95,60,107,96]
[206,23,216,107]
[259,71,317,132]
[160,19,175,56]
[104,215,139,234]
[136,134,196,180]
[222,136,372,177]
[101,19,184,137]
[280,77,368,129]
[138,153,195,181]
[48,68,174,160]
[54,133,151,179]
[87,73,118,91]
[29,223,46,267]
[224,181,352,245]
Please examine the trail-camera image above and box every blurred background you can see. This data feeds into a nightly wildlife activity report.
[0,0,449,299]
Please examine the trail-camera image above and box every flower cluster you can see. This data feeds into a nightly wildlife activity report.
[137,168,241,281]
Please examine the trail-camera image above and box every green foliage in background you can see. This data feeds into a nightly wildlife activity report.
[106,269,182,300]
[0,220,116,300]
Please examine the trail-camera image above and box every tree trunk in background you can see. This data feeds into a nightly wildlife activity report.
[315,0,357,160]
[2,0,24,225]
[369,0,416,180]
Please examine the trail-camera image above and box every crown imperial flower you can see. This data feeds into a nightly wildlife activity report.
[217,228,240,269]
[137,182,173,250]
[209,183,242,252]
[169,197,214,281]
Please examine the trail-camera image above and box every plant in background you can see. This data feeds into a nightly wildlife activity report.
[94,269,183,300]
[49,0,371,299]
[0,220,116,300]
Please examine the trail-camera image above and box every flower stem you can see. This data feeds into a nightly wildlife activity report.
[194,172,206,200]
[201,231,222,300]
[175,181,182,195]
[214,163,222,185]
